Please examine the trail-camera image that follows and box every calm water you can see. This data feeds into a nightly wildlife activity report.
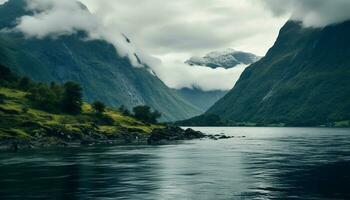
[1,127,350,200]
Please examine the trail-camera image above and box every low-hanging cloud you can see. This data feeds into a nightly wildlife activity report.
[9,0,144,67]
[4,0,268,91]
[0,0,8,5]
[151,61,248,91]
[7,0,349,91]
[260,0,350,27]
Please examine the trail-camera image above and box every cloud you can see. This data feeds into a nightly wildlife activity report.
[79,0,286,90]
[10,0,144,67]
[6,0,288,91]
[0,0,8,5]
[81,0,286,56]
[152,59,249,91]
[260,0,350,27]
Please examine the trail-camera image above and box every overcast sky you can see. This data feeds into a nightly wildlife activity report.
[3,0,350,91]
[79,0,288,91]
[80,0,287,58]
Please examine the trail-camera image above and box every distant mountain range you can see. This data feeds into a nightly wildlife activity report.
[185,49,261,69]
[179,21,350,127]
[176,88,227,112]
[0,0,201,121]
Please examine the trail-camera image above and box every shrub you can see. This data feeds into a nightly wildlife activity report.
[0,64,17,87]
[132,105,162,123]
[92,101,106,113]
[0,93,5,104]
[27,83,58,112]
[50,82,64,100]
[119,105,131,116]
[21,106,29,113]
[94,113,115,125]
[17,76,33,91]
[61,82,83,114]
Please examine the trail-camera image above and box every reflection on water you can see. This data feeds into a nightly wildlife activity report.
[0,127,350,199]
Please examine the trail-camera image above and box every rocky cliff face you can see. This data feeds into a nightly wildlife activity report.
[206,21,350,126]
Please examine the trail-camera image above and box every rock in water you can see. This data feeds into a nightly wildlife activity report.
[147,126,205,144]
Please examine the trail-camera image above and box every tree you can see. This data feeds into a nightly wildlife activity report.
[119,105,131,116]
[0,64,17,86]
[92,101,106,113]
[150,110,162,123]
[17,76,33,91]
[61,82,83,114]
[50,82,64,100]
[132,105,162,123]
[27,83,57,112]
[0,64,14,81]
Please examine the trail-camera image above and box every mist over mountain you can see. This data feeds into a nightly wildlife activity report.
[180,20,350,126]
[0,0,201,121]
[261,0,350,27]
[175,49,260,112]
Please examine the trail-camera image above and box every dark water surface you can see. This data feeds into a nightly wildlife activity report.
[1,127,350,200]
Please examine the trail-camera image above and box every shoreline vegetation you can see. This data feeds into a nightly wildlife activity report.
[0,64,232,151]
[175,114,350,128]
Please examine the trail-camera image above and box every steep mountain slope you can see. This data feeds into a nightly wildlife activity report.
[205,21,350,126]
[176,88,227,112]
[185,49,260,69]
[0,0,201,121]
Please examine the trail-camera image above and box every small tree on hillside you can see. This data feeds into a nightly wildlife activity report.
[27,83,57,112]
[17,76,33,91]
[150,110,162,123]
[119,105,131,116]
[92,101,106,114]
[0,64,17,86]
[50,82,64,100]
[61,81,83,114]
[132,105,162,123]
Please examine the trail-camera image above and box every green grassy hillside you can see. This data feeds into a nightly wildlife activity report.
[0,65,163,147]
[0,86,163,146]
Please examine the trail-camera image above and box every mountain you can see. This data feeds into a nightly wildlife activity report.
[176,88,227,112]
[185,48,261,69]
[182,21,350,127]
[176,49,260,113]
[0,0,201,121]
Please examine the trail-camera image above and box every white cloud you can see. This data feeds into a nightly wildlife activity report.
[151,54,249,91]
[81,0,286,56]
[260,0,350,27]
[7,0,289,91]
[0,0,8,5]
[79,0,287,90]
[11,0,144,67]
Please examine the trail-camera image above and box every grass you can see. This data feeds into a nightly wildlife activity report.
[334,121,350,128]
[0,87,164,142]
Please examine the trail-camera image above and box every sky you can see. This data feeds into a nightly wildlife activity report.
[2,0,350,91]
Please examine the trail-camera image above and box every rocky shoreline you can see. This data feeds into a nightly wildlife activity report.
[0,126,235,151]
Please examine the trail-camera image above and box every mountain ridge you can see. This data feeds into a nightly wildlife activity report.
[180,20,350,127]
[0,0,201,121]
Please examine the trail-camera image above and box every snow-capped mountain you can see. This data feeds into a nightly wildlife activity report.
[185,48,261,69]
